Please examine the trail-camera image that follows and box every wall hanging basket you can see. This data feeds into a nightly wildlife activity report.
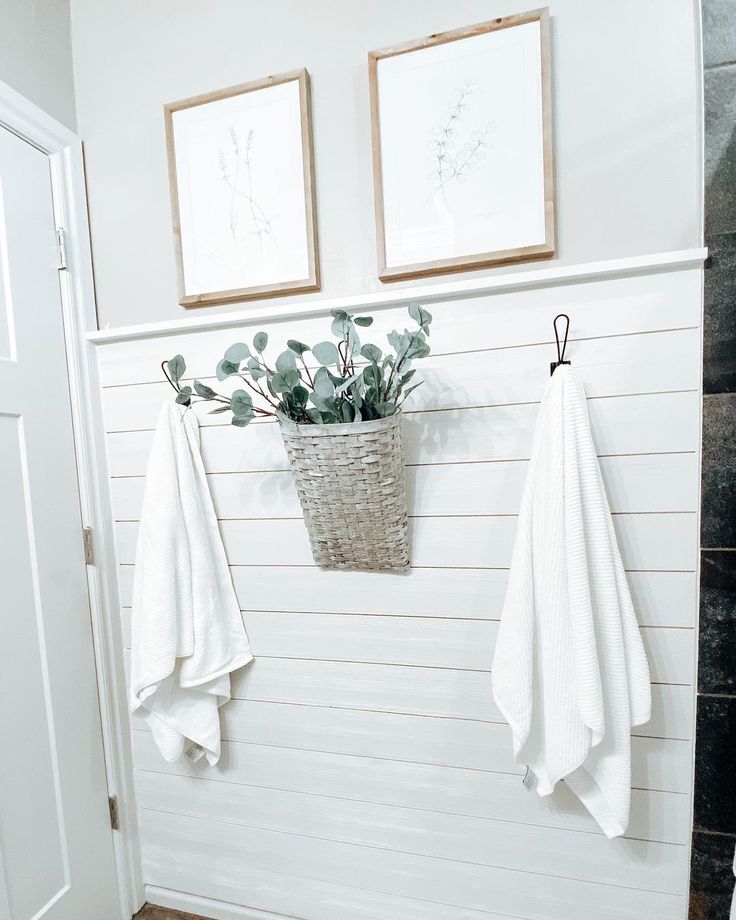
[279,412,409,572]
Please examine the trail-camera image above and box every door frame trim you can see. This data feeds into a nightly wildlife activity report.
[0,80,142,919]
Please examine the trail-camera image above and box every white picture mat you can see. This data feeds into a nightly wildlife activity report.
[377,21,546,268]
[172,79,310,295]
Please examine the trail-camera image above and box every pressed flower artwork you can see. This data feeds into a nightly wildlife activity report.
[369,9,555,281]
[165,69,319,307]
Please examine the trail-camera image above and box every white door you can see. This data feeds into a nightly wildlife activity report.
[0,125,120,919]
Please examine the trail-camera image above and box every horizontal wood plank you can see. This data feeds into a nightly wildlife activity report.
[142,847,532,920]
[105,391,700,477]
[124,650,692,739]
[113,511,698,571]
[132,731,689,845]
[134,771,687,894]
[116,564,697,628]
[120,608,693,678]
[139,809,685,919]
[109,452,699,521]
[131,699,692,793]
[101,327,699,432]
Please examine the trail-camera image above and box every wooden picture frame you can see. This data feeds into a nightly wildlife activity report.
[165,68,320,308]
[368,8,555,282]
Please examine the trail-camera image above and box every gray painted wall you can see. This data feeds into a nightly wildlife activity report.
[0,0,76,129]
[70,0,703,329]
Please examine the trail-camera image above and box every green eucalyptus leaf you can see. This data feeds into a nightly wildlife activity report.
[313,366,335,397]
[230,389,253,417]
[231,412,254,428]
[216,358,239,381]
[246,358,265,380]
[175,392,191,406]
[408,303,433,334]
[400,381,423,402]
[361,343,382,363]
[224,343,251,364]
[308,392,329,411]
[354,316,374,327]
[404,331,430,360]
[253,331,268,353]
[363,386,380,407]
[209,405,231,414]
[292,385,309,407]
[276,350,297,373]
[330,312,351,338]
[167,354,185,384]
[193,380,216,399]
[335,371,362,395]
[341,401,355,421]
[312,341,340,366]
[306,408,323,424]
[387,330,408,355]
[326,369,345,387]
[362,364,381,388]
[270,372,288,393]
[375,401,398,417]
[287,339,310,356]
[271,369,300,393]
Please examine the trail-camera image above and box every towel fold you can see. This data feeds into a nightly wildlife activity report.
[129,403,253,765]
[491,365,651,838]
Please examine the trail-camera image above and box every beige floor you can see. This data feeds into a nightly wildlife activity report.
[134,904,211,920]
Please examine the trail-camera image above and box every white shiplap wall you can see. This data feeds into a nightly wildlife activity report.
[95,261,701,920]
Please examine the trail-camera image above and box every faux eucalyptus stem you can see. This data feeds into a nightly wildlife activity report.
[163,303,432,429]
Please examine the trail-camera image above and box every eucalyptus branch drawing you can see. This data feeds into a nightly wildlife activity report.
[428,79,495,198]
[217,127,276,252]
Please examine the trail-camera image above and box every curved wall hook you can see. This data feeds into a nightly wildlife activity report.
[550,313,572,376]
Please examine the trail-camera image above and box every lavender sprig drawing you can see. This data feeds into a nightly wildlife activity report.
[218,127,276,252]
[428,79,494,197]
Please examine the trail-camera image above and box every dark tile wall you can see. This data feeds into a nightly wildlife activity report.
[701,396,736,546]
[691,3,736,917]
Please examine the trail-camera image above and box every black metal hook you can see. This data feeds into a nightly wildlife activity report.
[161,360,179,393]
[550,313,571,376]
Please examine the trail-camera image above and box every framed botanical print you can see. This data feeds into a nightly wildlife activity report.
[165,68,319,307]
[368,8,554,282]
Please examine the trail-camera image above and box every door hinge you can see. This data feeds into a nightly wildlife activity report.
[108,795,120,831]
[82,527,95,565]
[56,227,67,270]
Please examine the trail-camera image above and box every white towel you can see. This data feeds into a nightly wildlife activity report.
[129,403,253,765]
[491,366,651,838]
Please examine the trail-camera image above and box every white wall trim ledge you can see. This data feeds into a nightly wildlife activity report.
[87,247,707,345]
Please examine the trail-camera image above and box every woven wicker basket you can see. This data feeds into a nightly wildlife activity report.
[279,412,409,572]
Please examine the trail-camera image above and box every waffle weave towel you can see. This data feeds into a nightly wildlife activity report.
[492,366,651,838]
[129,403,252,765]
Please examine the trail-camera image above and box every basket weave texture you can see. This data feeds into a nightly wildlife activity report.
[279,412,409,572]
